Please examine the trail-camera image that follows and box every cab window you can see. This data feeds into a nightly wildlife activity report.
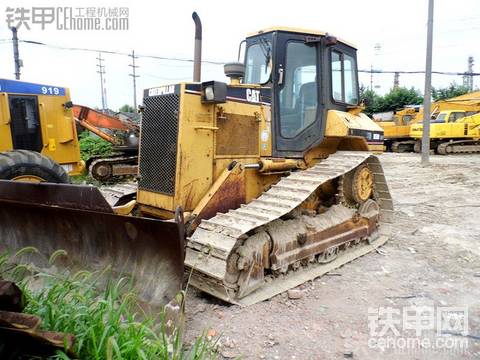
[331,51,358,104]
[449,112,465,122]
[244,37,272,84]
[279,42,318,138]
[402,115,413,124]
[431,113,447,123]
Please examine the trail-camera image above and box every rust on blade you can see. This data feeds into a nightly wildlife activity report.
[0,180,113,213]
[0,180,184,306]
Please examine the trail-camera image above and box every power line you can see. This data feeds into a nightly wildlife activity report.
[358,69,480,76]
[12,38,480,79]
[19,39,225,65]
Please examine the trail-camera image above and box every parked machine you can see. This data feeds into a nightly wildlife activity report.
[0,15,393,306]
[73,105,139,181]
[377,91,480,153]
[0,79,84,180]
[410,110,480,154]
[377,107,420,152]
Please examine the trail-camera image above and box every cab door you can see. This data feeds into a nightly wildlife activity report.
[8,95,43,152]
[273,32,324,157]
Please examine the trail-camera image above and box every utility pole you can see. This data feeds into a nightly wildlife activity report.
[128,50,139,110]
[370,64,373,91]
[421,0,434,165]
[96,53,107,111]
[462,57,474,91]
[11,27,22,80]
[393,72,400,89]
[467,56,474,91]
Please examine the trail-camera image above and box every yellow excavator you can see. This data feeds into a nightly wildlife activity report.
[0,14,393,306]
[410,109,480,154]
[378,91,480,153]
[0,78,84,181]
[377,107,420,152]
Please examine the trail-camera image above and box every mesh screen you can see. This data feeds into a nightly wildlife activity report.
[138,94,180,195]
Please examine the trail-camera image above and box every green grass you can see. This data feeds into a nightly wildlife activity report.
[0,250,216,360]
[79,131,114,162]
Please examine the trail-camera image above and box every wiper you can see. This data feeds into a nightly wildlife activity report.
[259,38,271,73]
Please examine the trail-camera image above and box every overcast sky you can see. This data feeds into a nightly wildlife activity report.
[0,0,479,110]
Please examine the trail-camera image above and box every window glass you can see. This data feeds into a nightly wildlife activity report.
[279,42,318,138]
[432,113,447,123]
[244,40,272,84]
[331,51,358,104]
[344,54,358,104]
[450,112,465,122]
[331,52,342,102]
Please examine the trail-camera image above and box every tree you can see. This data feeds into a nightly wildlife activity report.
[360,86,422,116]
[432,82,470,101]
[360,85,383,116]
[379,87,423,113]
[119,104,135,113]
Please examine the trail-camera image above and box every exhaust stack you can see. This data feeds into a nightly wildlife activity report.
[192,12,202,82]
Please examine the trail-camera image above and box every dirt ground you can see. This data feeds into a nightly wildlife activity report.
[184,153,480,359]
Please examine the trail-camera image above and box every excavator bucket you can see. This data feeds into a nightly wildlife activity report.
[0,180,184,306]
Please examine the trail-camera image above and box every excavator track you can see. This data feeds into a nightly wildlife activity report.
[88,155,138,182]
[437,139,480,154]
[185,151,393,305]
[391,140,415,153]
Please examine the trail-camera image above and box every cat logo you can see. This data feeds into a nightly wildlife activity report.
[246,89,261,103]
[148,85,175,97]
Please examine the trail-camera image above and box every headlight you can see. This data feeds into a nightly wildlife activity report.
[204,86,215,101]
[200,81,227,104]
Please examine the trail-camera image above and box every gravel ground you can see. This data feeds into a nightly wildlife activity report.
[184,153,480,360]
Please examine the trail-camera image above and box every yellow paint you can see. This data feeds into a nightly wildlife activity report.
[137,84,385,219]
[378,92,480,146]
[410,111,480,140]
[248,27,357,49]
[0,93,13,151]
[377,108,419,140]
[48,138,56,151]
[0,86,83,176]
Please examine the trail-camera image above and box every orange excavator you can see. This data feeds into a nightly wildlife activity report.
[72,105,139,182]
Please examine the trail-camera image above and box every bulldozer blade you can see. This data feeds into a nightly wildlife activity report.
[0,180,184,306]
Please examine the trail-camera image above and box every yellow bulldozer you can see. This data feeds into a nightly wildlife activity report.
[0,78,84,181]
[0,14,393,306]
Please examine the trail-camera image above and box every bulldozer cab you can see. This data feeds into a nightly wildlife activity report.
[244,29,360,156]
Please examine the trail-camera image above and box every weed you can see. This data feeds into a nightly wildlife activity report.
[0,251,216,360]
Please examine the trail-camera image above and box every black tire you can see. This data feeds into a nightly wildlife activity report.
[0,150,70,183]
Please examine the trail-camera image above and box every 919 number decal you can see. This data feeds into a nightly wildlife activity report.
[41,86,60,95]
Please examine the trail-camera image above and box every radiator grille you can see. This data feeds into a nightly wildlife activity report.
[138,94,180,195]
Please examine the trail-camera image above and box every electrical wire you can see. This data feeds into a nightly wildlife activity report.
[20,40,225,65]
[15,39,480,77]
